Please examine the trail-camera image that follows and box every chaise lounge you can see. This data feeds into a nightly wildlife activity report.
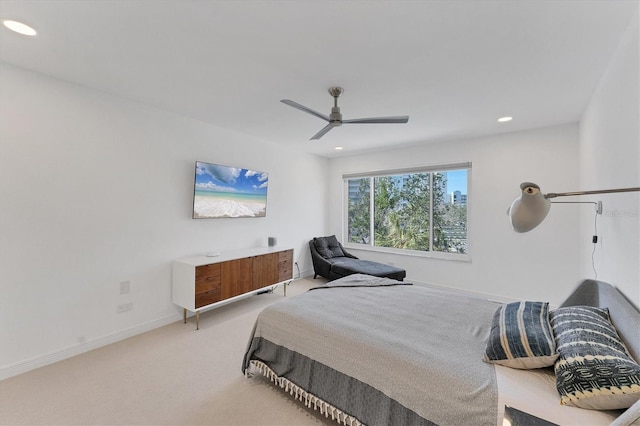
[309,235,406,281]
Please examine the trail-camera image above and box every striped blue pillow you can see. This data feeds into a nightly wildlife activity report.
[484,301,558,369]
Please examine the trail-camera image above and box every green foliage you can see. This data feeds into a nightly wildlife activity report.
[373,173,431,251]
[347,178,370,244]
[347,170,467,254]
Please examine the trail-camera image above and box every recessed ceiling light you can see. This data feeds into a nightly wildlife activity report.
[2,19,37,36]
[498,116,513,123]
[334,146,343,150]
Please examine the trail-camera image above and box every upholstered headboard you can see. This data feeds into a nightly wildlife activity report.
[560,279,640,363]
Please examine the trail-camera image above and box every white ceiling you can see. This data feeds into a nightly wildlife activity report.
[0,0,637,158]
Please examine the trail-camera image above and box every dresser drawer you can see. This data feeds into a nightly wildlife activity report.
[278,264,292,280]
[196,277,221,294]
[278,250,293,281]
[195,264,221,294]
[279,250,293,262]
[195,288,221,309]
[278,267,292,280]
[196,263,221,281]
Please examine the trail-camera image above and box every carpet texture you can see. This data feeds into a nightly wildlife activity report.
[0,278,333,425]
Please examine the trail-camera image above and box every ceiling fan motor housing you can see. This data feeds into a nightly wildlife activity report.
[330,106,342,125]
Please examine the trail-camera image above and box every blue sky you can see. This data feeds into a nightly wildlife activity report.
[195,162,268,195]
[445,170,467,194]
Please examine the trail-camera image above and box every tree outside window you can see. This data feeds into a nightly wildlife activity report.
[347,178,370,244]
[346,168,468,255]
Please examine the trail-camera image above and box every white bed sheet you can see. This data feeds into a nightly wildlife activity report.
[496,364,621,425]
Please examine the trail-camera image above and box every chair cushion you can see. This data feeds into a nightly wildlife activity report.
[313,235,345,259]
[331,259,406,281]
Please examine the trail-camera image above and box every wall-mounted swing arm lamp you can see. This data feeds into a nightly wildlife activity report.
[508,182,640,233]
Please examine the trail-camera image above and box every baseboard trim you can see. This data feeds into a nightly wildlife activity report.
[0,313,181,381]
[299,269,315,279]
[288,269,315,280]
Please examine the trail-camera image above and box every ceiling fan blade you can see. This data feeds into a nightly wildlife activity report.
[311,123,336,140]
[342,115,409,124]
[281,99,330,122]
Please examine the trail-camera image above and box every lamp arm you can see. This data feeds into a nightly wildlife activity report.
[544,187,640,199]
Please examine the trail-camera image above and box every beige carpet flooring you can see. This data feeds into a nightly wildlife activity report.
[0,278,335,425]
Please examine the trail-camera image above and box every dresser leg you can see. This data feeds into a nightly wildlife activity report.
[196,311,200,330]
[183,308,187,324]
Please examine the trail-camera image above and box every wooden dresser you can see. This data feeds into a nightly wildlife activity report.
[173,247,293,329]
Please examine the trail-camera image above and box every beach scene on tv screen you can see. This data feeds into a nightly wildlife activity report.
[193,161,268,218]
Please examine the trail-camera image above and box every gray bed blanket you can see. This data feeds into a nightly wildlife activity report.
[243,274,501,425]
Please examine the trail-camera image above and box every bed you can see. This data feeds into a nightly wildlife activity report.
[242,274,640,425]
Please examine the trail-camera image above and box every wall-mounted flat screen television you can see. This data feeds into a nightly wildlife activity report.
[192,161,268,219]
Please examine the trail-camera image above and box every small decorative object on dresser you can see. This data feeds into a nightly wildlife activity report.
[173,247,293,329]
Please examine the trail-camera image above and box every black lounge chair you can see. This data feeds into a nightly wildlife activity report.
[309,235,406,281]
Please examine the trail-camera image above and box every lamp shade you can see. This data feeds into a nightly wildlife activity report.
[509,182,551,233]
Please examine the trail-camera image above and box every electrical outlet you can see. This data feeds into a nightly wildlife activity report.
[117,302,133,313]
[119,280,130,294]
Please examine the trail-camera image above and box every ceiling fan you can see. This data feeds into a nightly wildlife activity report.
[281,86,409,140]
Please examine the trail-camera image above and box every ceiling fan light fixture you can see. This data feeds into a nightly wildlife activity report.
[2,19,37,36]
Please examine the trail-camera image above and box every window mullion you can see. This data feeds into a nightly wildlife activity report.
[369,177,375,247]
[429,173,433,252]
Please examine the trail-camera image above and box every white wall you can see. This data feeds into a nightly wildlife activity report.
[579,7,640,308]
[3,7,637,379]
[0,64,328,378]
[328,125,582,304]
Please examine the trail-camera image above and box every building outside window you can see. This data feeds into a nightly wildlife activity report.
[450,190,467,206]
[344,163,470,258]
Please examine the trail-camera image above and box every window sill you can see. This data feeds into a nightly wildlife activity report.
[342,243,471,263]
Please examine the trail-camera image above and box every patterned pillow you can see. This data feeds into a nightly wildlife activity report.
[483,301,558,369]
[550,306,640,410]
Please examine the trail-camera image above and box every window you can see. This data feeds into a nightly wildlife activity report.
[345,163,470,258]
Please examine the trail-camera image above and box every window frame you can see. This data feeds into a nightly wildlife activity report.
[342,162,471,262]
